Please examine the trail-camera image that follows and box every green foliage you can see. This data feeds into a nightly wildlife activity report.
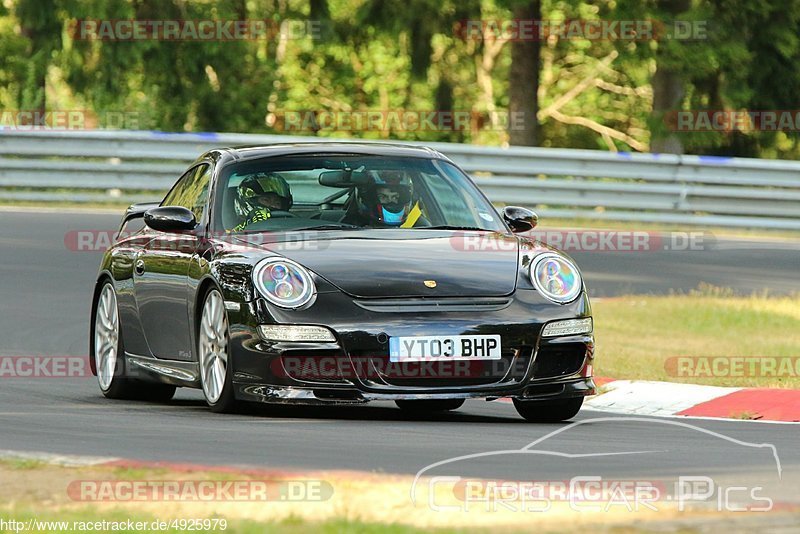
[1,0,798,157]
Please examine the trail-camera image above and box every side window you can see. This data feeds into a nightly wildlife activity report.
[161,164,211,222]
[185,165,211,222]
[162,168,195,207]
[120,216,146,236]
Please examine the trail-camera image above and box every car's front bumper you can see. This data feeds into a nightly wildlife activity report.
[225,288,595,404]
[234,376,596,405]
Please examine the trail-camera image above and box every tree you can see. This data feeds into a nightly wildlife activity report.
[648,0,692,153]
[504,0,541,146]
[2,0,798,158]
[15,0,62,122]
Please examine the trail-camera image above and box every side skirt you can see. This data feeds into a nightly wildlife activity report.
[126,353,200,388]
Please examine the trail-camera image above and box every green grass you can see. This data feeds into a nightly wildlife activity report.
[594,288,800,387]
[0,458,48,470]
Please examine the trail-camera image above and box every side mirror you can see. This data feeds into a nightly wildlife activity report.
[503,206,538,233]
[144,206,197,232]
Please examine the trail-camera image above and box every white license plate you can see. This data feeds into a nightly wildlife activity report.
[389,335,502,362]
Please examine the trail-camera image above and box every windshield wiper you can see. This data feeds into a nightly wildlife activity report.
[292,223,362,231]
[418,225,488,231]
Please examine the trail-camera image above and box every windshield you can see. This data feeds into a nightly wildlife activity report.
[213,155,507,234]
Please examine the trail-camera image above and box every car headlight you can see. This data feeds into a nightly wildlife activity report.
[530,253,582,304]
[252,258,316,309]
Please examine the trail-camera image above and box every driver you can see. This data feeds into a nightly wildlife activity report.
[232,173,293,232]
[346,171,427,227]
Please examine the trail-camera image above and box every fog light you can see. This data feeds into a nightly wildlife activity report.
[258,325,336,342]
[541,318,593,337]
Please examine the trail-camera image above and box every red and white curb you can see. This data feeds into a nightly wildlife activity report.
[586,378,800,422]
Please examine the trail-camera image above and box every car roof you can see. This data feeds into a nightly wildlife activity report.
[204,142,451,164]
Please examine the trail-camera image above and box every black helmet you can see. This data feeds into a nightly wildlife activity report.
[234,173,292,218]
[355,171,413,226]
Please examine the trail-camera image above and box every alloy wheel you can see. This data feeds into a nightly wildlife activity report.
[199,289,229,404]
[94,284,120,391]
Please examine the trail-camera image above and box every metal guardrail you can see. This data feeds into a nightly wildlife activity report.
[1,129,799,229]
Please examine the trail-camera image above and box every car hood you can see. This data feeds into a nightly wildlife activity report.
[234,230,520,298]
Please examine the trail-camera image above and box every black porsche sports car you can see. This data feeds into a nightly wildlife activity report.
[91,142,595,422]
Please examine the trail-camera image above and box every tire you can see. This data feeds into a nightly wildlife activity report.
[513,397,583,423]
[93,281,139,399]
[198,287,238,413]
[395,399,465,414]
[94,281,177,402]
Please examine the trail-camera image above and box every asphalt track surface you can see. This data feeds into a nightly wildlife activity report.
[1,209,799,505]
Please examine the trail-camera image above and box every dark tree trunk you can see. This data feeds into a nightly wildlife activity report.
[649,0,691,154]
[16,0,61,125]
[650,65,685,153]
[508,0,541,146]
[310,0,330,20]
[19,29,47,125]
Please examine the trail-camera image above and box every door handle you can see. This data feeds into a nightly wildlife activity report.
[134,258,145,275]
